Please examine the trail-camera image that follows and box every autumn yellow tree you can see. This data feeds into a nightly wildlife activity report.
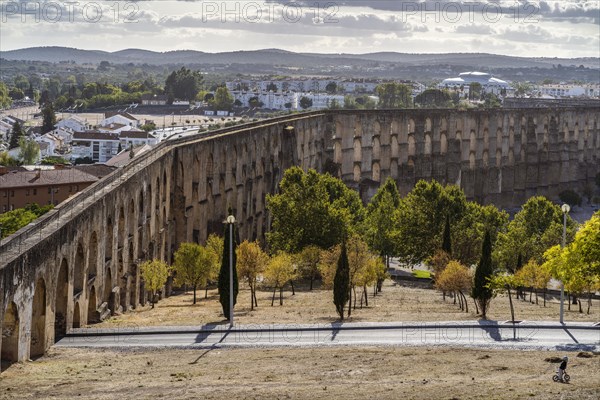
[318,245,341,289]
[295,245,322,290]
[435,260,472,312]
[205,234,224,298]
[515,259,551,306]
[140,260,170,309]
[237,240,269,310]
[172,243,216,304]
[264,252,297,306]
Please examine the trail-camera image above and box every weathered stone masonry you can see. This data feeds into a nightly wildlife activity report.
[1,108,598,364]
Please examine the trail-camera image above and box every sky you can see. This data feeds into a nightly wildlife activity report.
[0,0,599,58]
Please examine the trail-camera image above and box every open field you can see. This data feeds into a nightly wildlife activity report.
[1,346,598,400]
[93,279,599,330]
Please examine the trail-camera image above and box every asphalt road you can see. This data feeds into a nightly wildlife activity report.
[57,323,600,351]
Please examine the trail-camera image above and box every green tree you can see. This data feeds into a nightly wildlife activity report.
[299,96,313,110]
[218,218,239,321]
[237,240,269,310]
[414,89,452,107]
[333,242,350,320]
[18,137,40,165]
[375,83,412,109]
[494,196,576,270]
[325,82,338,94]
[213,87,234,111]
[364,177,400,269]
[295,245,322,291]
[468,82,482,100]
[9,121,25,149]
[488,273,518,322]
[396,180,468,266]
[267,167,364,253]
[266,82,278,92]
[248,96,263,108]
[165,67,204,102]
[264,252,296,306]
[41,102,57,134]
[140,260,170,309]
[442,214,452,255]
[0,82,13,108]
[8,87,25,100]
[172,243,215,305]
[0,152,20,166]
[472,231,494,318]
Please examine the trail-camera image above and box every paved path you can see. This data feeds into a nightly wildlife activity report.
[57,321,600,352]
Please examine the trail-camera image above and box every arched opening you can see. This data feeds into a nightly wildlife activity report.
[408,135,416,157]
[74,243,85,297]
[118,207,125,249]
[469,152,476,169]
[87,286,97,324]
[104,267,114,313]
[372,162,381,182]
[424,134,432,155]
[353,165,361,182]
[72,302,81,329]
[55,259,68,340]
[88,232,98,279]
[30,278,47,358]
[1,302,20,366]
[106,216,114,261]
[373,137,381,160]
[440,132,448,154]
[353,138,362,162]
[129,246,136,310]
[128,199,136,240]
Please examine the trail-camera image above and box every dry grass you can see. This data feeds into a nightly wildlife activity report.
[1,346,599,400]
[93,279,599,329]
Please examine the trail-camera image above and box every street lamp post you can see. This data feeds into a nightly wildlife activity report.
[559,203,570,324]
[226,214,236,328]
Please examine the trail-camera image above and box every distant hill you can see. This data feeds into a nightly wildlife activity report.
[3,46,598,69]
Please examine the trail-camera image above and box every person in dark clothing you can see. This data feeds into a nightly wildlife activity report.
[558,356,568,381]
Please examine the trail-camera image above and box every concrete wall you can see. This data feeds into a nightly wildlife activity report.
[1,108,598,363]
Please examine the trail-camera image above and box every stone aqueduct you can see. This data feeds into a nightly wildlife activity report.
[1,108,598,365]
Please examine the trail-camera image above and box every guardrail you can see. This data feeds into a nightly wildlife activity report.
[0,111,326,266]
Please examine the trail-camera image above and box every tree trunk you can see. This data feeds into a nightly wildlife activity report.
[568,292,571,311]
[280,287,283,306]
[529,287,533,303]
[271,287,276,306]
[473,298,479,315]
[535,289,538,305]
[151,291,155,309]
[363,285,368,307]
[572,294,578,305]
[507,285,515,323]
[353,286,357,310]
[578,298,582,313]
[461,292,469,313]
[205,285,209,299]
[253,284,258,308]
[587,292,592,315]
[250,286,254,311]
[290,280,295,296]
[310,275,314,291]
[348,288,352,318]
[543,288,546,307]
[457,292,463,310]
[193,284,198,305]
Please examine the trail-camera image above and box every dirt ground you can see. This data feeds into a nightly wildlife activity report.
[94,280,599,329]
[1,346,598,400]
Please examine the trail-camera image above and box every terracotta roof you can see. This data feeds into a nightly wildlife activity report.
[0,168,99,188]
[73,131,118,141]
[74,164,117,178]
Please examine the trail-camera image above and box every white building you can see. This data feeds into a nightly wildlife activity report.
[439,72,512,95]
[100,112,139,129]
[119,131,159,148]
[56,116,88,132]
[536,83,600,98]
[36,133,64,156]
[71,131,120,163]
[0,116,25,140]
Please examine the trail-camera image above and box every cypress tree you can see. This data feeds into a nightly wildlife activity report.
[333,242,350,320]
[472,230,494,318]
[41,102,56,134]
[442,214,452,255]
[9,121,24,149]
[218,210,239,320]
